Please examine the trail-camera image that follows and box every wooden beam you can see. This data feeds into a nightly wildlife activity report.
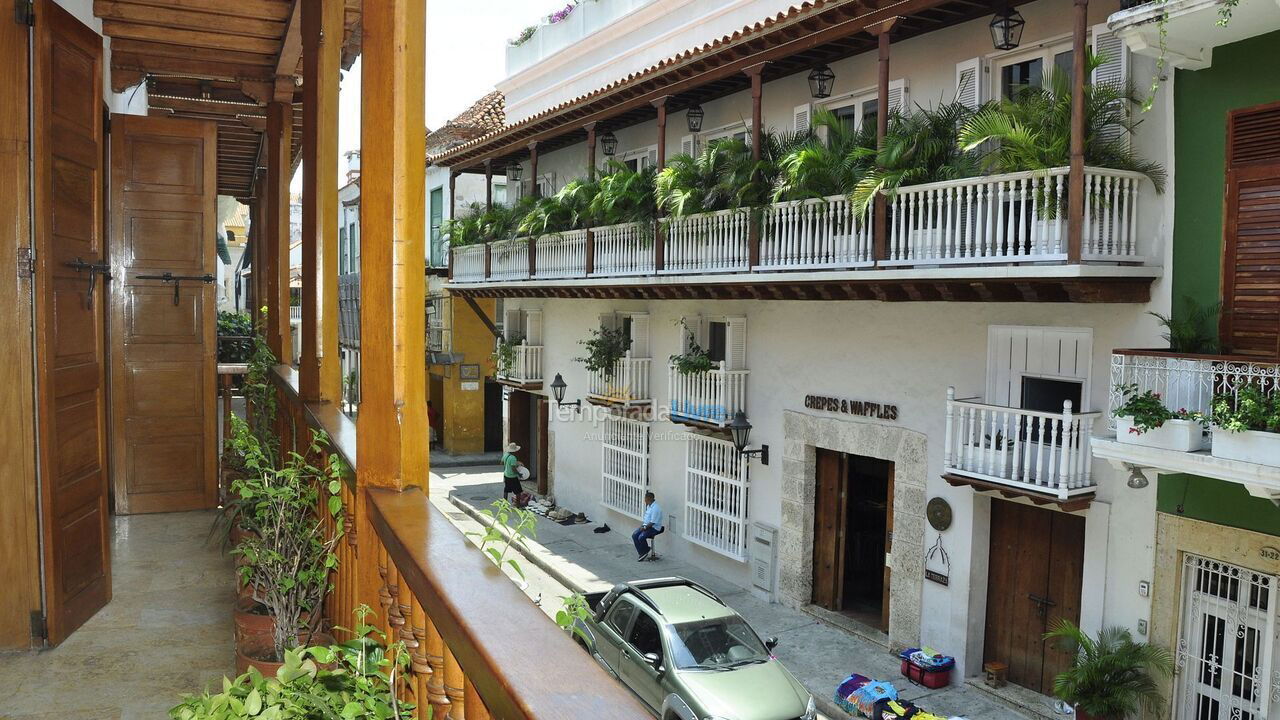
[459,294,500,339]
[94,1,286,39]
[300,0,342,405]
[105,0,292,22]
[102,20,279,55]
[357,0,428,491]
[110,39,277,67]
[111,50,274,84]
[274,0,304,100]
[266,101,292,362]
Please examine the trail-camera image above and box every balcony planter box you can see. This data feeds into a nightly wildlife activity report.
[968,444,1013,474]
[1211,427,1280,466]
[1116,416,1207,452]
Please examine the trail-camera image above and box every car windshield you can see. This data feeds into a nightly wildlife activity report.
[666,616,770,670]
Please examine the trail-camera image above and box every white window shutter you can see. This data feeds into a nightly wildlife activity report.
[1091,24,1130,146]
[793,103,812,134]
[680,316,703,353]
[598,312,617,331]
[887,79,908,115]
[725,316,747,371]
[680,134,696,156]
[524,309,542,345]
[629,313,650,358]
[504,308,521,341]
[955,58,983,109]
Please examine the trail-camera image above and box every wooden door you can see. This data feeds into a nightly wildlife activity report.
[984,500,1085,695]
[536,397,550,495]
[811,448,846,610]
[108,114,217,514]
[1222,102,1280,358]
[882,466,895,632]
[32,0,110,645]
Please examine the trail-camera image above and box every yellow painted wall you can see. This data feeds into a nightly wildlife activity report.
[439,295,497,454]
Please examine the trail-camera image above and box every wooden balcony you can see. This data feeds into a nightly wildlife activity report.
[943,387,1101,510]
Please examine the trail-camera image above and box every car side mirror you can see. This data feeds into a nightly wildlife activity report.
[765,637,779,651]
[643,651,661,668]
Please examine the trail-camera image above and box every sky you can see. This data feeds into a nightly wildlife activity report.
[291,0,552,191]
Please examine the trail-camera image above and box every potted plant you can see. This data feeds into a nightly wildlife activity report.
[575,324,632,383]
[231,421,346,674]
[669,327,714,376]
[1045,619,1173,720]
[493,333,524,376]
[1210,384,1280,465]
[170,607,413,720]
[1113,383,1209,452]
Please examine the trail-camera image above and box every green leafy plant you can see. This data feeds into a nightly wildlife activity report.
[575,325,632,380]
[959,52,1166,193]
[669,322,715,376]
[508,24,537,47]
[492,334,524,375]
[555,592,594,645]
[169,606,412,720]
[443,196,539,247]
[657,129,811,216]
[343,369,359,412]
[217,311,255,363]
[1148,296,1222,354]
[853,100,983,215]
[1044,618,1172,719]
[467,498,537,581]
[518,176,601,236]
[232,424,346,661]
[590,160,658,228]
[1114,383,1208,434]
[1212,384,1280,434]
[773,107,878,201]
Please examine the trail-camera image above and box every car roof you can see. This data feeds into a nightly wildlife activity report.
[642,585,736,625]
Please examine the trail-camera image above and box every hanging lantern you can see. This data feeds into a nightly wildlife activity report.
[807,65,835,99]
[507,163,522,182]
[686,104,705,133]
[989,6,1025,51]
[600,131,618,156]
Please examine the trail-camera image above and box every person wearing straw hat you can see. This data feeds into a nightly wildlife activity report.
[502,442,525,499]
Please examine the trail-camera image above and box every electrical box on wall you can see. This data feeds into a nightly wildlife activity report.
[751,523,778,595]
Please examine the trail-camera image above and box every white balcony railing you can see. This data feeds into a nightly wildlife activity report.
[667,362,748,427]
[289,305,302,322]
[883,167,1145,266]
[534,230,588,279]
[490,239,530,281]
[588,354,651,405]
[591,222,654,277]
[944,387,1101,498]
[662,209,751,274]
[498,343,543,384]
[453,244,486,282]
[1108,351,1280,430]
[759,194,873,270]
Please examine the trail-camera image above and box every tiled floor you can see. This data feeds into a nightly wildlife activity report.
[0,511,235,719]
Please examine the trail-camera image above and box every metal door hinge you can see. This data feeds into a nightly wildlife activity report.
[16,0,33,26]
[30,611,46,641]
[18,246,34,276]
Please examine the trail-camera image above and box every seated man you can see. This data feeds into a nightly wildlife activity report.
[632,491,664,561]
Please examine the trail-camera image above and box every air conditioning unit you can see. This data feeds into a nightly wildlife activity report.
[750,522,777,595]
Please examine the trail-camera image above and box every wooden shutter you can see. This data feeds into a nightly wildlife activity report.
[681,134,696,156]
[725,316,747,371]
[887,79,908,115]
[794,103,812,134]
[1091,24,1130,146]
[1222,102,1280,358]
[629,313,650,358]
[955,57,984,110]
[524,309,543,345]
[504,307,521,341]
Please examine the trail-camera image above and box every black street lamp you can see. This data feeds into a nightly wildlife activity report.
[727,411,768,465]
[989,6,1025,51]
[807,64,835,99]
[686,104,704,133]
[600,131,618,156]
[550,373,581,411]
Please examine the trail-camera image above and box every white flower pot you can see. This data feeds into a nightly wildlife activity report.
[1116,416,1207,452]
[1211,427,1280,466]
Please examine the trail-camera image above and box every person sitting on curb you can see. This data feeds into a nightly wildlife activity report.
[632,491,664,561]
[502,442,525,501]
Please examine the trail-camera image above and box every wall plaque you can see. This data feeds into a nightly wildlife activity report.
[1262,546,1280,563]
[804,394,899,421]
[460,364,480,380]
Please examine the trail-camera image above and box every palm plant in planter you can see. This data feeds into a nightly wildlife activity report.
[773,107,878,201]
[590,160,658,227]
[518,176,600,236]
[656,143,744,217]
[1045,619,1172,720]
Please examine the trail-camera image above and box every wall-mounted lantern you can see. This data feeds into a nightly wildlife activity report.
[550,373,582,412]
[728,411,768,465]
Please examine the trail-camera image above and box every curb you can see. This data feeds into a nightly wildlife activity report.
[448,494,590,596]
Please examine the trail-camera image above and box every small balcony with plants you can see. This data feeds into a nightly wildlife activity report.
[1093,301,1280,500]
[666,318,747,429]
[579,315,652,407]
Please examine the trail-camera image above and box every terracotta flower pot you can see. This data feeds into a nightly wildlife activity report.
[233,597,273,645]
[235,632,334,677]
[229,524,254,547]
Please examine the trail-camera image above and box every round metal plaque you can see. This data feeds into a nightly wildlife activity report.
[927,497,953,532]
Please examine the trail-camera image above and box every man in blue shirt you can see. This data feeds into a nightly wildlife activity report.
[633,491,664,561]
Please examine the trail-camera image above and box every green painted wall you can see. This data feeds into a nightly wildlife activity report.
[1173,30,1280,312]
[1158,474,1280,536]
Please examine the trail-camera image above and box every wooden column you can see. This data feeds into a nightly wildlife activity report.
[528,141,539,198]
[871,24,895,262]
[357,0,428,492]
[247,195,260,315]
[1067,0,1089,263]
[585,122,597,180]
[743,65,766,268]
[301,0,342,403]
[484,159,493,211]
[448,170,458,219]
[652,97,669,169]
[266,101,292,362]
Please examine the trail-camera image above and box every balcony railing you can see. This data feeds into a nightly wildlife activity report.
[338,272,361,349]
[668,362,748,427]
[587,353,651,405]
[498,343,542,385]
[1108,350,1280,430]
[449,167,1151,284]
[534,229,588,279]
[944,387,1101,499]
[289,305,302,322]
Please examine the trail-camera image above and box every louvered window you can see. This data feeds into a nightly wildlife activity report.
[1230,104,1280,166]
[1222,102,1280,358]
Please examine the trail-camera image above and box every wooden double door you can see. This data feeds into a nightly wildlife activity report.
[812,449,894,632]
[983,500,1085,695]
[506,389,549,494]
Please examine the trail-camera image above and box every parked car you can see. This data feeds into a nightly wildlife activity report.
[572,577,817,720]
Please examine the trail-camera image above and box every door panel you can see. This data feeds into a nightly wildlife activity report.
[811,448,844,610]
[32,0,110,645]
[1222,102,1280,358]
[109,114,217,514]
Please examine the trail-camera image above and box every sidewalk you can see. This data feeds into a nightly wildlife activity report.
[433,467,1046,720]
